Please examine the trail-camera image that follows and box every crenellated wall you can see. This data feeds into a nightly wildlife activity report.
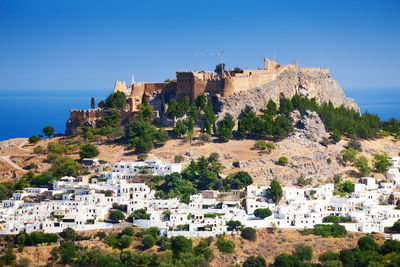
[69,109,105,122]
[66,109,137,135]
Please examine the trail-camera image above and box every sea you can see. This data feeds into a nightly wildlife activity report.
[0,87,399,141]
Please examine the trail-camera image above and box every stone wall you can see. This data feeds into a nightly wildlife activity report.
[65,109,137,135]
[129,82,176,111]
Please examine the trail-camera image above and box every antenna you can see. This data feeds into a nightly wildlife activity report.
[193,52,225,77]
[273,48,276,62]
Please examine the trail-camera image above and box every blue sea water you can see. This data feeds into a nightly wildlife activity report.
[0,89,109,141]
[0,87,399,141]
[343,87,400,120]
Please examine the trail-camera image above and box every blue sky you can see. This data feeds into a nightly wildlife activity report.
[0,0,399,90]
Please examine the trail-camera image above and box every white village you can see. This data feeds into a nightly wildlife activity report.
[1,157,400,239]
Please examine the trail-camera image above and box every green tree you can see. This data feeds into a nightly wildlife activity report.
[174,121,187,137]
[97,110,121,128]
[241,227,257,241]
[130,209,151,220]
[373,153,391,173]
[228,171,253,189]
[109,210,125,222]
[267,179,283,203]
[126,120,168,153]
[1,248,16,265]
[278,95,294,115]
[340,249,355,267]
[342,181,355,193]
[136,104,154,123]
[319,251,340,263]
[265,99,278,117]
[43,126,55,137]
[254,208,272,219]
[331,130,342,143]
[355,156,371,176]
[242,255,266,267]
[294,244,312,261]
[341,148,358,164]
[103,91,126,109]
[204,100,216,134]
[142,234,155,249]
[171,236,192,256]
[391,220,400,232]
[28,135,41,144]
[227,220,242,231]
[121,226,135,236]
[79,144,99,159]
[59,241,78,264]
[217,236,235,253]
[274,253,303,267]
[358,236,378,251]
[50,156,80,177]
[60,227,76,241]
[218,113,235,140]
[91,97,95,109]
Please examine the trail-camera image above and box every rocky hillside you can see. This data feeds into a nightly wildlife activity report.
[216,68,359,121]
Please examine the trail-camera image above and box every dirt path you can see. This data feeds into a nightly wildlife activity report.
[0,155,25,171]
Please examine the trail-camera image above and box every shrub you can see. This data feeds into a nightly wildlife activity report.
[137,153,148,161]
[130,209,150,220]
[171,236,192,256]
[278,156,289,166]
[217,236,235,253]
[121,226,135,236]
[119,234,132,249]
[254,140,267,150]
[358,236,378,251]
[174,155,184,163]
[274,253,302,267]
[28,135,41,144]
[33,146,45,154]
[319,251,340,262]
[142,234,155,249]
[254,208,272,219]
[108,210,125,222]
[79,144,99,159]
[227,220,242,230]
[373,152,391,173]
[331,130,342,143]
[341,148,358,164]
[242,255,266,267]
[241,227,257,241]
[313,223,347,238]
[354,156,371,176]
[294,244,312,261]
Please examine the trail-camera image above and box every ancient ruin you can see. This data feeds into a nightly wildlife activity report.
[66,57,359,134]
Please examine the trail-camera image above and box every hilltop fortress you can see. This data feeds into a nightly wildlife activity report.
[66,57,359,134]
[114,58,308,112]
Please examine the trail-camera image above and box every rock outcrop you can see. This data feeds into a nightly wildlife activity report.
[216,68,359,121]
[294,110,329,141]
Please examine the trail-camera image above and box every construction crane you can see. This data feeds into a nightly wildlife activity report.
[193,52,225,77]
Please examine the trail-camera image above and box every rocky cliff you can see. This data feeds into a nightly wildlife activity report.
[216,68,359,120]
